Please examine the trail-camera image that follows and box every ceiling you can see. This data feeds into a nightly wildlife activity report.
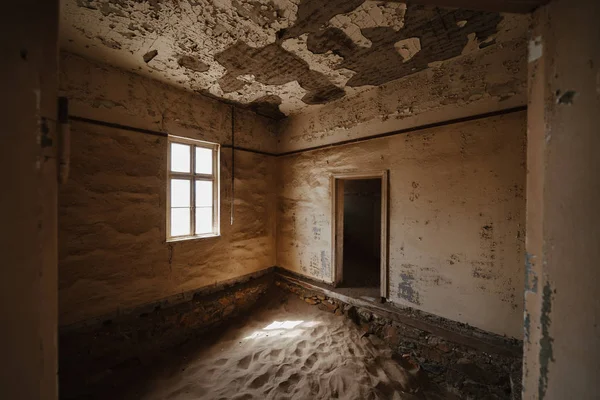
[61,0,525,119]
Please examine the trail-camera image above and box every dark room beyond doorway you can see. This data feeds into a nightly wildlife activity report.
[341,179,382,297]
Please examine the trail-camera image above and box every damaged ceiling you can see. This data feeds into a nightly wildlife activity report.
[61,0,524,119]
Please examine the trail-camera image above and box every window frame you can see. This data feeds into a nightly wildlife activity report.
[166,135,220,242]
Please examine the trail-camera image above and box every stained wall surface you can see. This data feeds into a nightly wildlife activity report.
[58,54,277,326]
[278,21,528,153]
[277,111,526,338]
[523,0,600,398]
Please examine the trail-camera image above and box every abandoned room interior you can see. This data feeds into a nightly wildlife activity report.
[2,0,599,399]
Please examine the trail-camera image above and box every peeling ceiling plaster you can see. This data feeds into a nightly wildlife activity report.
[60,0,525,119]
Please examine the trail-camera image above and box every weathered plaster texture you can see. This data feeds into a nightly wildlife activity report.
[1,2,59,399]
[278,22,528,152]
[277,112,526,338]
[58,53,279,325]
[60,52,278,154]
[61,0,525,116]
[58,121,277,325]
[523,1,600,398]
[58,122,277,325]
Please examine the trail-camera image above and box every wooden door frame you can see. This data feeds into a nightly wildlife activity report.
[330,170,389,300]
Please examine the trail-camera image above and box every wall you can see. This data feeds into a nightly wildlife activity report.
[523,1,600,398]
[277,111,526,338]
[59,52,278,154]
[58,53,278,326]
[277,15,528,153]
[0,1,59,399]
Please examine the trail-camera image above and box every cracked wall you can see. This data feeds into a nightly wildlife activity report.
[58,54,278,325]
[277,111,527,338]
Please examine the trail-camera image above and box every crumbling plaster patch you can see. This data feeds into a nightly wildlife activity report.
[278,24,528,153]
[62,0,300,113]
[61,0,525,118]
[328,1,407,48]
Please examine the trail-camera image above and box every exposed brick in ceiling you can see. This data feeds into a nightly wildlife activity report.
[61,0,526,119]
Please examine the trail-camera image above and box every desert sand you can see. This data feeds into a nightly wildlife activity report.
[112,290,451,400]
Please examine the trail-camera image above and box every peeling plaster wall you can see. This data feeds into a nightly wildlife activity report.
[61,0,526,117]
[277,112,526,338]
[278,25,528,153]
[58,54,277,326]
[523,1,600,398]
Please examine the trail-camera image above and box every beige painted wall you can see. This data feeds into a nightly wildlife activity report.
[277,111,526,338]
[523,1,600,398]
[58,55,277,326]
[59,52,278,154]
[1,1,59,399]
[278,15,529,153]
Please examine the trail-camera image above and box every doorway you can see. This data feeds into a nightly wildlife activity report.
[331,172,388,301]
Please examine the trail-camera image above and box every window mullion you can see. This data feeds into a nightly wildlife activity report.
[191,173,213,180]
[190,146,195,236]
[213,147,218,234]
[167,170,171,239]
[170,172,196,179]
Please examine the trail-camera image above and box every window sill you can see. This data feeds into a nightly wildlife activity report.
[166,233,220,243]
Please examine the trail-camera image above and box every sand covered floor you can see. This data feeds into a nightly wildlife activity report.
[105,290,452,400]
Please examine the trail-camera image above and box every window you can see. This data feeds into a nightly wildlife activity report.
[167,136,220,241]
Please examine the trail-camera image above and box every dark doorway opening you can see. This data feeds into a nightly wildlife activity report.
[341,179,382,294]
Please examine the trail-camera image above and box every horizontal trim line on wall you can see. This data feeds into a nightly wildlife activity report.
[70,115,167,137]
[278,105,528,157]
[221,144,275,157]
[69,115,278,157]
[71,106,526,158]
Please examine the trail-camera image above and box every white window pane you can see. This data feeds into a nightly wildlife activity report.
[171,143,190,172]
[195,207,213,234]
[195,146,213,174]
[195,180,213,207]
[171,179,190,207]
[171,208,191,236]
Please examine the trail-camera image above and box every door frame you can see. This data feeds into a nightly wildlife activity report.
[330,170,389,300]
